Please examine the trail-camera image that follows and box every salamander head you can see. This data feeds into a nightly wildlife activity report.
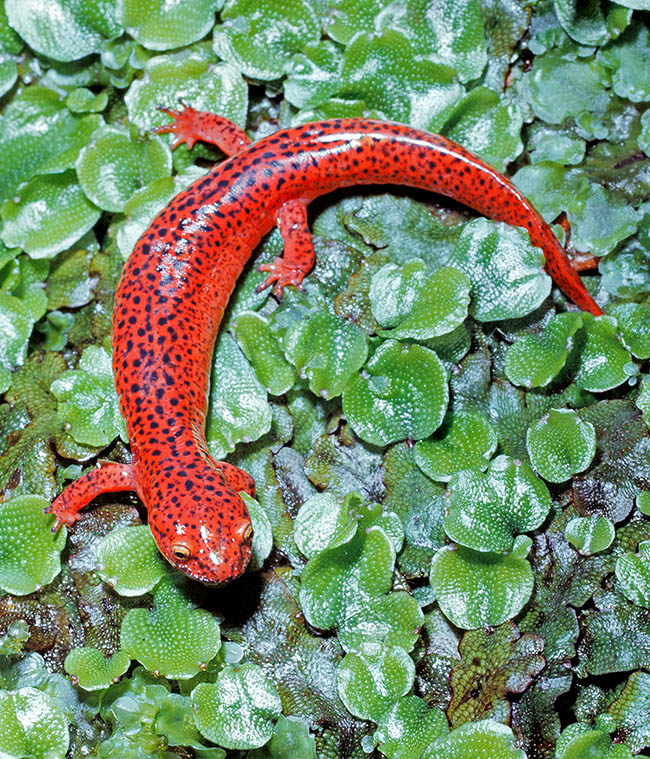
[148,483,253,585]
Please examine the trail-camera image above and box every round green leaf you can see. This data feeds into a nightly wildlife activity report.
[429,544,534,629]
[1,171,101,258]
[0,292,36,392]
[505,312,583,389]
[76,126,171,212]
[0,687,69,759]
[283,310,368,399]
[527,408,597,483]
[338,30,464,130]
[64,648,131,691]
[343,341,448,446]
[565,515,615,555]
[243,491,273,572]
[299,525,423,653]
[375,695,448,759]
[233,312,295,396]
[96,524,170,596]
[119,0,221,51]
[191,663,282,750]
[337,644,415,723]
[213,0,319,80]
[294,492,357,558]
[451,219,551,321]
[50,345,126,448]
[574,315,635,392]
[205,333,272,459]
[120,576,222,679]
[5,0,120,62]
[376,0,487,84]
[370,263,470,341]
[442,456,552,553]
[0,87,101,204]
[125,54,248,133]
[423,720,525,759]
[443,88,524,171]
[0,494,66,595]
[616,541,650,608]
[414,410,497,482]
[610,303,650,360]
[598,23,650,102]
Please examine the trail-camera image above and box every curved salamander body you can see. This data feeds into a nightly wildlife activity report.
[49,110,603,584]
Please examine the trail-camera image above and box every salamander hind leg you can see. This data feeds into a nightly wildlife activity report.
[45,461,137,532]
[154,103,251,155]
[256,199,315,299]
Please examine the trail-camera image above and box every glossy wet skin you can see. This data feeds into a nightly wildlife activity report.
[50,115,602,585]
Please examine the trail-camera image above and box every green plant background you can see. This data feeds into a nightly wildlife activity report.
[0,0,649,757]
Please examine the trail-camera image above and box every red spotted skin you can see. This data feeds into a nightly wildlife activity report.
[50,113,603,585]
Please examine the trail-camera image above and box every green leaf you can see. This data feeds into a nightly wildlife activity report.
[213,0,320,80]
[233,312,295,396]
[118,0,221,51]
[442,88,524,171]
[205,332,272,459]
[376,0,487,84]
[527,408,596,484]
[374,695,448,759]
[505,312,583,389]
[96,524,170,596]
[338,30,464,130]
[413,410,497,482]
[0,687,69,759]
[616,541,650,608]
[0,494,66,595]
[450,219,551,321]
[64,648,131,691]
[191,663,282,750]
[76,125,171,212]
[423,719,526,759]
[442,455,552,553]
[370,262,470,341]
[0,87,100,204]
[429,543,534,629]
[553,0,609,46]
[125,54,248,134]
[5,0,120,62]
[638,375,650,429]
[294,492,357,558]
[248,715,317,759]
[283,310,368,399]
[565,516,615,555]
[343,341,448,446]
[520,50,612,125]
[607,671,650,753]
[610,303,650,359]
[337,643,415,723]
[50,345,126,448]
[120,576,222,679]
[243,491,274,571]
[299,524,423,653]
[0,292,36,393]
[598,23,650,102]
[1,171,101,259]
[574,315,635,392]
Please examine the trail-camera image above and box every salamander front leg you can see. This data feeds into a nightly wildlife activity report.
[45,461,137,532]
[154,103,251,155]
[256,199,315,299]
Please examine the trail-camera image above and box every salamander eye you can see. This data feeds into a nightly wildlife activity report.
[171,542,192,561]
[236,521,253,542]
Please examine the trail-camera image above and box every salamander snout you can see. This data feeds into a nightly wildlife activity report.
[148,485,253,585]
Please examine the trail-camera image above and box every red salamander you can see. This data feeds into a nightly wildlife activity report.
[48,108,603,584]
